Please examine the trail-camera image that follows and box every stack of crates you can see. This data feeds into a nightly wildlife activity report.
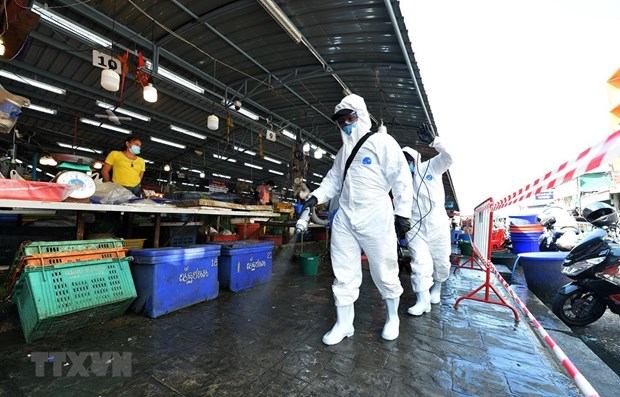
[7,238,137,342]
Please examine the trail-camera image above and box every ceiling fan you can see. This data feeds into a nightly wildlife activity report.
[94,108,131,125]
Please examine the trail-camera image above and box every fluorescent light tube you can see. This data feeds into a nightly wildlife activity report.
[234,145,256,156]
[238,178,253,183]
[226,103,259,121]
[244,162,263,170]
[258,0,302,44]
[96,101,151,122]
[170,125,206,140]
[263,156,282,164]
[313,173,324,178]
[150,136,186,149]
[330,154,336,160]
[0,70,66,95]
[80,118,131,134]
[27,104,57,115]
[268,169,283,176]
[282,129,296,139]
[158,66,205,94]
[33,4,112,48]
[212,154,237,163]
[57,142,102,154]
[212,173,231,179]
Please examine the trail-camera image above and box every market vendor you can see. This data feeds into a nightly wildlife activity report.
[101,136,145,197]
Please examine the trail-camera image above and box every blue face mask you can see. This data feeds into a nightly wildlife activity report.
[342,121,356,136]
[409,162,415,173]
[130,145,141,155]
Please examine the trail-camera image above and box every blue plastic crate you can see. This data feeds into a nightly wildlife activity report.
[208,240,274,292]
[128,245,220,318]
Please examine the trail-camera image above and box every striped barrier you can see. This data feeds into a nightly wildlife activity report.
[493,129,620,210]
[457,131,619,396]
[485,255,600,397]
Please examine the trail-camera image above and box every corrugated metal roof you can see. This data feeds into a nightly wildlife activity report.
[0,0,458,210]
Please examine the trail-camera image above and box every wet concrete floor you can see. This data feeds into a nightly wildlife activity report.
[0,248,587,396]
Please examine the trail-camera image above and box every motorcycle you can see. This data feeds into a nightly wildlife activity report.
[552,202,620,326]
[537,206,581,252]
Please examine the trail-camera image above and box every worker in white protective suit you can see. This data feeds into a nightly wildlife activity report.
[402,137,453,315]
[300,93,413,345]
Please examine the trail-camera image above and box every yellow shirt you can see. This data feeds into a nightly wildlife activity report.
[104,150,145,187]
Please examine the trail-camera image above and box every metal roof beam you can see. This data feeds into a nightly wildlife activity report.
[52,0,338,154]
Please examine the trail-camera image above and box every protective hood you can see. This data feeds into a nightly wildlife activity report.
[334,94,373,165]
[402,146,421,165]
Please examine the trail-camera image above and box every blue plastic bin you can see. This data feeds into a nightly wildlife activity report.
[517,251,571,304]
[128,245,220,318]
[210,240,275,292]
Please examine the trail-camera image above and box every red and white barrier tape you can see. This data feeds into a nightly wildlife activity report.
[484,259,599,397]
[493,129,620,210]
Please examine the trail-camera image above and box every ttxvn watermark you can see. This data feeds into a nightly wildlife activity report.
[30,352,132,377]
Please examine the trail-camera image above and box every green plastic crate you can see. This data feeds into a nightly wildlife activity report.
[19,238,125,256]
[13,257,137,343]
[7,238,127,281]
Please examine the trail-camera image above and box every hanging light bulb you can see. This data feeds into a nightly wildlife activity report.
[199,171,205,178]
[0,38,5,57]
[302,142,310,154]
[143,83,158,103]
[100,69,120,92]
[163,164,171,172]
[314,150,323,159]
[207,114,219,130]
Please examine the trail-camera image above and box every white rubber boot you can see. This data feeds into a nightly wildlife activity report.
[381,297,400,341]
[322,304,355,345]
[430,281,442,304]
[407,290,431,316]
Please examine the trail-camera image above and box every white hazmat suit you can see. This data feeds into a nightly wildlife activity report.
[308,94,413,344]
[402,138,453,315]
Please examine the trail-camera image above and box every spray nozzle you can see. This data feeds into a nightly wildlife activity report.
[295,206,312,234]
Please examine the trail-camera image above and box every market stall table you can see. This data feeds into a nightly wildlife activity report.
[0,199,279,247]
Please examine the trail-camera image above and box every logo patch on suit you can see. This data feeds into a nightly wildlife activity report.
[426,175,433,181]
[362,157,372,165]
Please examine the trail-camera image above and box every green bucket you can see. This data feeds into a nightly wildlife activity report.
[299,253,320,275]
[458,241,473,256]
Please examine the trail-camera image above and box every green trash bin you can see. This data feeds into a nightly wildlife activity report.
[299,253,320,275]
[458,240,473,256]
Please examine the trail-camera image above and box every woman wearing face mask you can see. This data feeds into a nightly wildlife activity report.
[101,136,145,197]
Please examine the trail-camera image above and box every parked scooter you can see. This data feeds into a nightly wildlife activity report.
[537,206,581,252]
[552,202,620,326]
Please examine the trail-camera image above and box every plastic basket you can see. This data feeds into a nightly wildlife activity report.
[123,238,147,250]
[21,248,128,268]
[18,238,125,256]
[13,257,137,342]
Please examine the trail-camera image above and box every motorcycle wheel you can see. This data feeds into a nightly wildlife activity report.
[551,288,607,326]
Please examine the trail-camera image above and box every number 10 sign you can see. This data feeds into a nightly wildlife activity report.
[92,50,122,74]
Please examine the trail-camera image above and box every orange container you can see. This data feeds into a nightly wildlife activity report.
[210,234,240,242]
[235,223,261,239]
[510,225,544,232]
[21,247,128,268]
[260,234,283,246]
